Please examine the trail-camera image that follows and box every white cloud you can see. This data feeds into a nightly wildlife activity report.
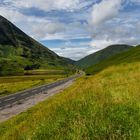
[90,0,122,25]
[30,21,89,40]
[88,0,140,51]
[4,0,87,12]
[137,22,140,32]
[42,33,91,41]
[129,0,140,4]
[31,22,66,39]
[90,39,119,49]
[51,46,98,60]
[0,1,89,41]
[0,6,26,23]
[89,21,140,49]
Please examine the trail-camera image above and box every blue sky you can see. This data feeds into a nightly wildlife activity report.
[0,0,140,60]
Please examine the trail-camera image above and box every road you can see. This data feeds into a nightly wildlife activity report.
[0,73,83,110]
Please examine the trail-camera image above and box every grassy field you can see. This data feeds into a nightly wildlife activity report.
[0,46,139,139]
[0,69,68,97]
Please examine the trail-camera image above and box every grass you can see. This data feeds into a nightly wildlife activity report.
[24,69,67,75]
[0,69,68,97]
[86,45,140,75]
[0,15,75,75]
[0,46,140,139]
[76,44,132,68]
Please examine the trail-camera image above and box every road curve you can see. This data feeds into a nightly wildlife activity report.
[0,73,83,110]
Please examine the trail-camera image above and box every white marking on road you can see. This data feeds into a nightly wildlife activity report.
[4,97,15,101]
[32,89,37,92]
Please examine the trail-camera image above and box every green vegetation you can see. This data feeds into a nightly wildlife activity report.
[0,69,69,97]
[0,45,139,139]
[24,69,66,75]
[86,45,140,75]
[0,16,74,76]
[76,44,133,68]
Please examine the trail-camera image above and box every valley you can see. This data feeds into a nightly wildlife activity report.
[0,45,139,139]
[0,7,140,140]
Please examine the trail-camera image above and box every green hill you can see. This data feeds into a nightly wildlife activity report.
[0,15,74,75]
[76,44,133,68]
[86,45,140,75]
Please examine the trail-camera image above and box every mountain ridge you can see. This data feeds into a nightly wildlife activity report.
[86,45,140,75]
[76,44,133,68]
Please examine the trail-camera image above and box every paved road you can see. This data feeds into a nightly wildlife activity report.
[0,73,82,110]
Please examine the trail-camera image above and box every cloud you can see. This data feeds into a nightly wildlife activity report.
[4,0,90,12]
[33,21,89,40]
[90,39,119,49]
[90,19,140,49]
[137,22,140,31]
[0,6,26,22]
[42,33,91,41]
[90,0,122,25]
[51,46,98,60]
[31,22,66,39]
[129,0,140,4]
[0,0,90,41]
[88,0,140,51]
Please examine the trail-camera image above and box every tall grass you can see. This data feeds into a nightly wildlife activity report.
[86,45,140,75]
[0,59,139,139]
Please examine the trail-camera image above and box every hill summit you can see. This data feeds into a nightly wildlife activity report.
[76,44,133,68]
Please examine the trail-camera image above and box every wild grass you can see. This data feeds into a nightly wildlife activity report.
[0,56,139,139]
[0,71,67,96]
[86,45,140,75]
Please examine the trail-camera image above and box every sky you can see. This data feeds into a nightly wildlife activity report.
[0,0,140,60]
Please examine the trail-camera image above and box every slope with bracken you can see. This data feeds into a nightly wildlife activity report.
[0,15,74,75]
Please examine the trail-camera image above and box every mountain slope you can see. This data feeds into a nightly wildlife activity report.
[0,15,74,75]
[76,44,133,68]
[86,45,140,75]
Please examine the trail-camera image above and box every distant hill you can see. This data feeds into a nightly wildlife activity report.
[86,45,140,75]
[76,44,133,68]
[0,15,74,75]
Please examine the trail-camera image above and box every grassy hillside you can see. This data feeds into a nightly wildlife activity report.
[0,16,74,75]
[0,45,140,139]
[86,45,140,75]
[76,44,133,68]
